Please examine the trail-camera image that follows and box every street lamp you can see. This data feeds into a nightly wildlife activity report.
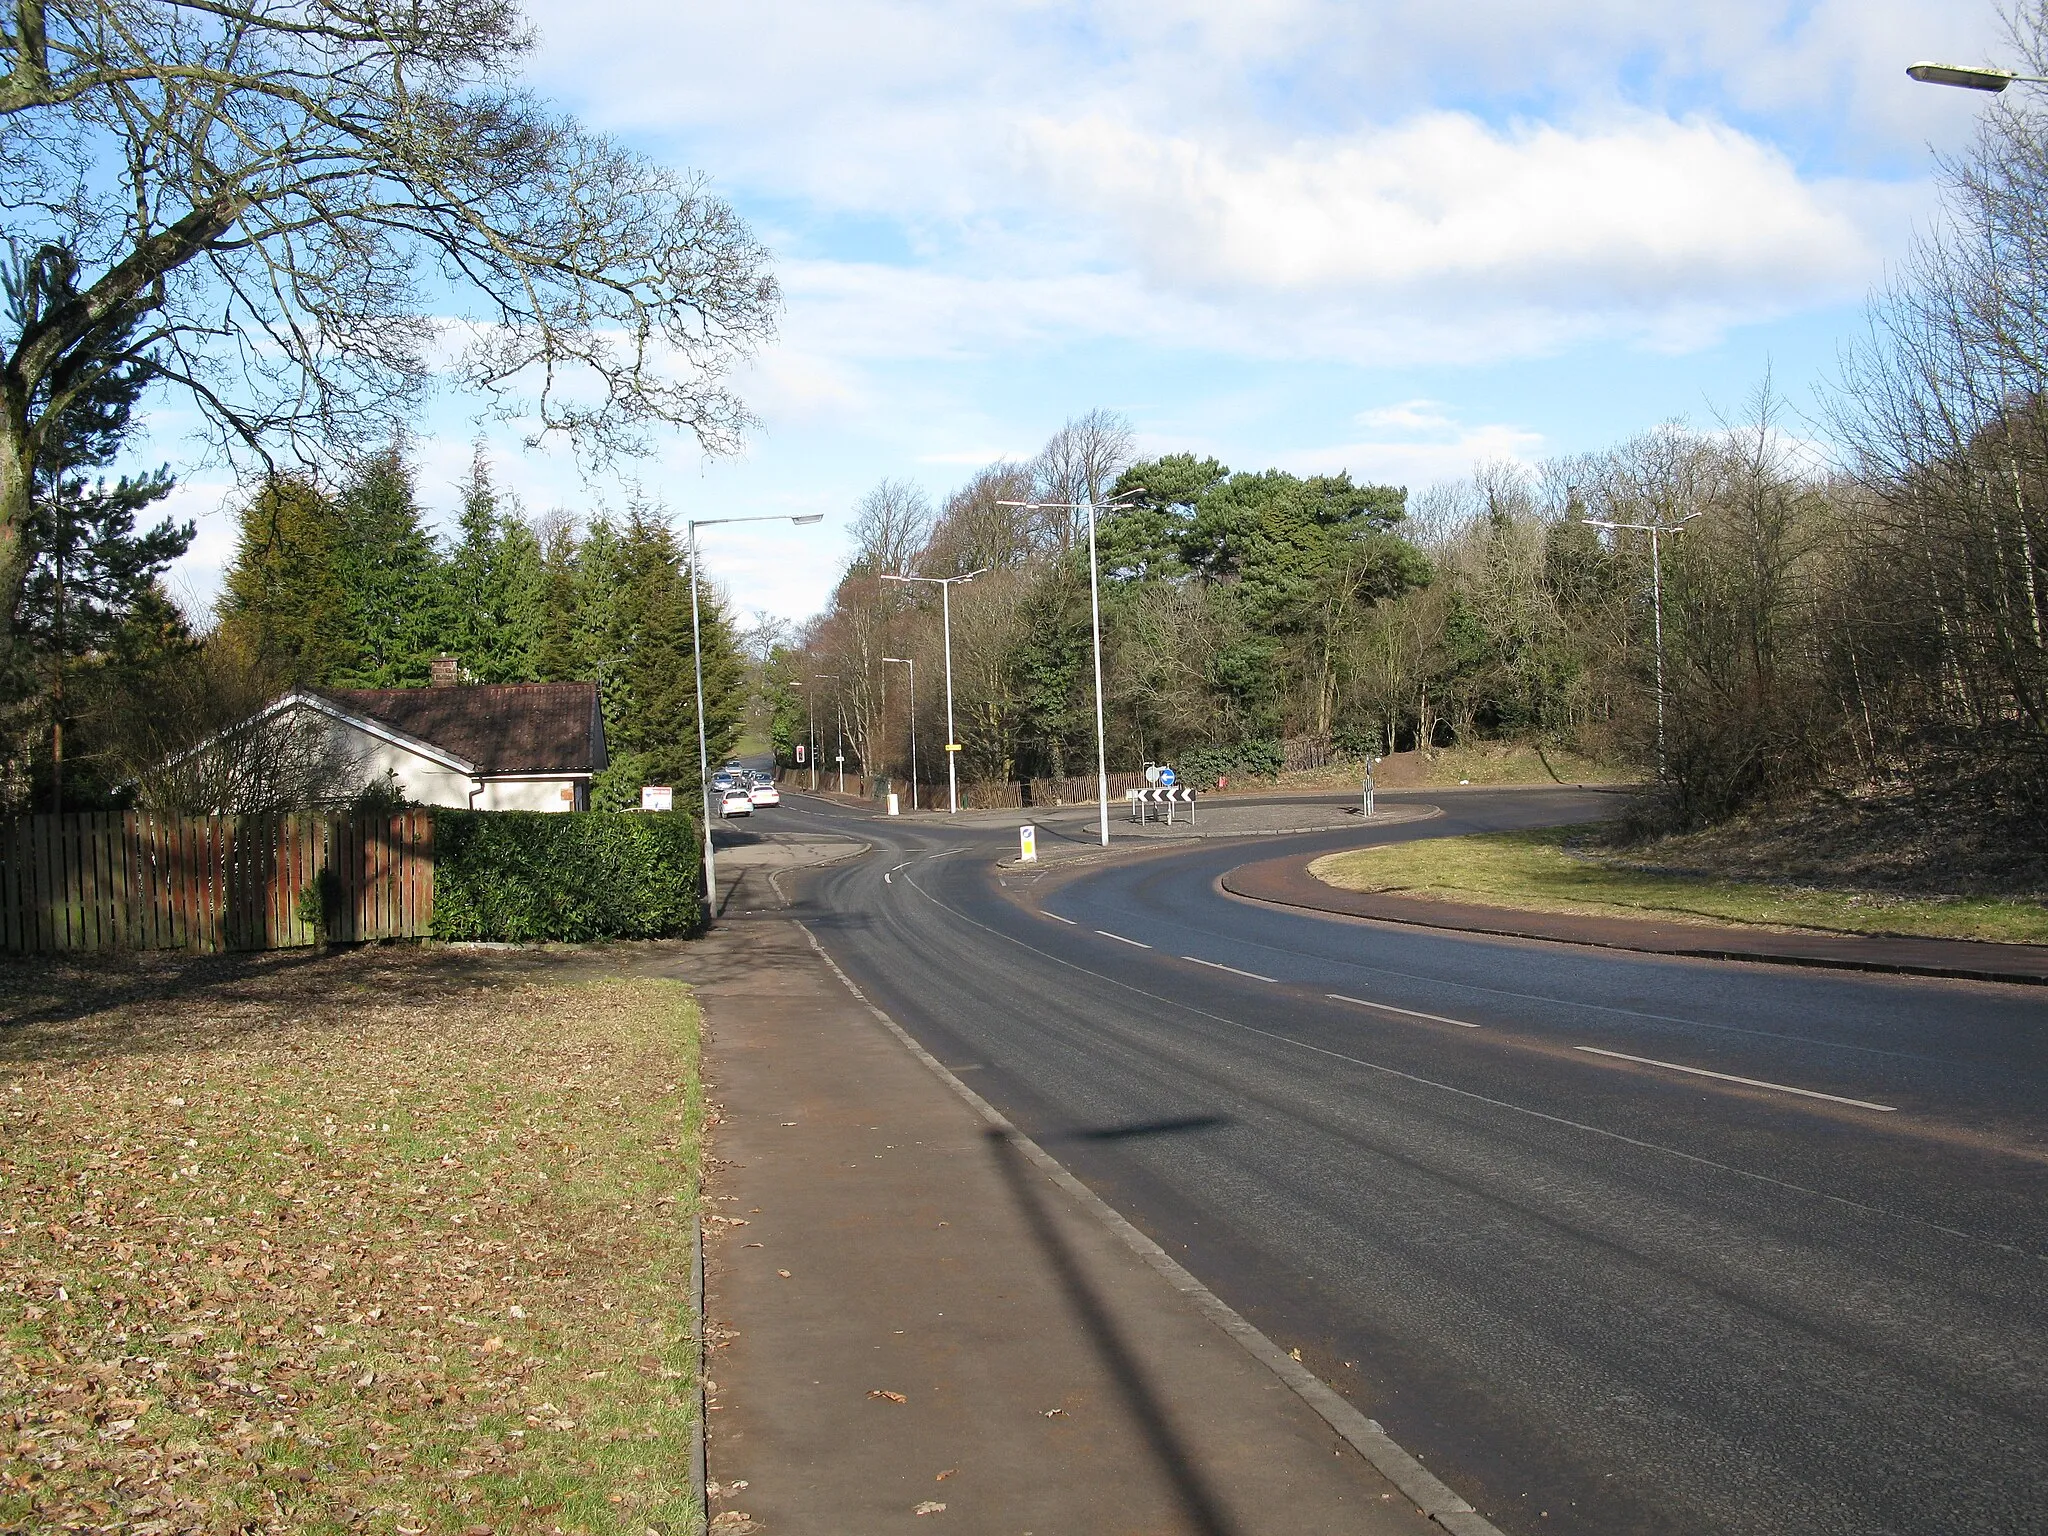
[879,568,987,814]
[1907,60,2048,92]
[883,657,917,810]
[1583,510,1698,776]
[998,491,1144,848]
[687,512,823,917]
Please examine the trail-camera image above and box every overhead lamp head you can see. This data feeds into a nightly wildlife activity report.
[792,513,825,526]
[1908,61,2015,92]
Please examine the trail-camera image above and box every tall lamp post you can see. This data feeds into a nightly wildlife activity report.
[688,513,823,917]
[998,491,1143,847]
[883,656,917,810]
[1582,510,1697,776]
[879,568,987,814]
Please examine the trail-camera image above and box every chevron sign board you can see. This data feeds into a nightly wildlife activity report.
[1127,786,1198,803]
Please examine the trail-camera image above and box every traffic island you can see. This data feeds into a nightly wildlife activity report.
[1221,841,2048,985]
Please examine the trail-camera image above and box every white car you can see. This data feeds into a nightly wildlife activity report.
[750,779,781,808]
[719,785,753,817]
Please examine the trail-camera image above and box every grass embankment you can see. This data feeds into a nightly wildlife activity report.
[1310,825,2048,945]
[1222,743,1631,795]
[1,947,703,1535]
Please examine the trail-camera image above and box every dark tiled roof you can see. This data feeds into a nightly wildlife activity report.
[319,683,607,776]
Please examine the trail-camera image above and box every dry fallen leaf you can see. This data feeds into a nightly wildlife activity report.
[935,1468,955,1480]
[1042,1407,1065,1417]
[868,1389,908,1403]
[776,1269,792,1278]
[914,1502,947,1516]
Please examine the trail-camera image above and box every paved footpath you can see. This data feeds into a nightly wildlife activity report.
[642,846,1454,1535]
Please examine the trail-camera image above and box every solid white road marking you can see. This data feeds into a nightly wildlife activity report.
[1571,1046,1898,1112]
[884,872,892,884]
[1097,930,1152,949]
[1328,993,1481,1028]
[1045,911,1077,925]
[1184,956,1278,983]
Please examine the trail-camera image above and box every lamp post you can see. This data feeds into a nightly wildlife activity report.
[879,568,987,814]
[1907,60,2048,92]
[687,513,823,917]
[884,656,917,810]
[998,492,1143,848]
[1582,510,1698,776]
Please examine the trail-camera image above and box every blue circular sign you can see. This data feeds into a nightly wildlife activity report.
[1158,766,1177,787]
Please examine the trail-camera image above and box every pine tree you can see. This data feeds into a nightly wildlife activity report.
[329,445,447,687]
[219,475,351,682]
[4,246,192,810]
[443,447,546,682]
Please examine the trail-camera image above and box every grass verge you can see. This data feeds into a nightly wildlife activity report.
[1309,825,2048,944]
[1,946,703,1535]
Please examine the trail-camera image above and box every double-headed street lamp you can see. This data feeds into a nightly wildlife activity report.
[687,513,823,916]
[879,568,987,814]
[998,491,1144,848]
[1582,510,1698,776]
[883,656,917,810]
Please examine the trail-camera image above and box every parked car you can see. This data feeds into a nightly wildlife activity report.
[750,779,781,808]
[719,785,753,817]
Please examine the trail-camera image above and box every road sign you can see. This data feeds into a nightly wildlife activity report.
[1019,824,1037,862]
[944,743,963,752]
[1158,766,1177,787]
[640,785,673,812]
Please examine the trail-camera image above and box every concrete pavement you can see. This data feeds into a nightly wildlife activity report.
[662,836,1456,1535]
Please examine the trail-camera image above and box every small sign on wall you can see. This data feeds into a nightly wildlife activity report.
[641,785,674,812]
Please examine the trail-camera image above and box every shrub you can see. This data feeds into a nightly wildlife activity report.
[431,809,702,942]
[1177,739,1283,785]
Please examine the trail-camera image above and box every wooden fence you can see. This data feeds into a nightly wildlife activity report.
[0,811,434,955]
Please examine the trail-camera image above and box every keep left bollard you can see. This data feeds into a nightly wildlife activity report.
[1019,824,1037,862]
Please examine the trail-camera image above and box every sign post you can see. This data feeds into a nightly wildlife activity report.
[1019,824,1037,862]
[1363,756,1377,818]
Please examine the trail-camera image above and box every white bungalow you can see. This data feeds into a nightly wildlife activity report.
[247,663,607,811]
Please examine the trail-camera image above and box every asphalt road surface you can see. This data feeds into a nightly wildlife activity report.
[757,785,2048,1536]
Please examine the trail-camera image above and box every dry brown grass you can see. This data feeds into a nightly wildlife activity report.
[0,945,702,1535]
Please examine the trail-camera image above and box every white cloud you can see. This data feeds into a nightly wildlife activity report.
[1026,109,1891,311]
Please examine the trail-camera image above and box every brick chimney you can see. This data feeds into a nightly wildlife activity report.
[429,655,461,688]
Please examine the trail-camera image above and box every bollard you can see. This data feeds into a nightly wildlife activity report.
[887,792,900,817]
[1019,824,1037,862]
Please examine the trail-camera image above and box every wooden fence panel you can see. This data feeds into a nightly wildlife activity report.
[0,809,439,955]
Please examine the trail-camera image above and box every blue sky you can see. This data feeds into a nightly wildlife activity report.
[160,0,2011,629]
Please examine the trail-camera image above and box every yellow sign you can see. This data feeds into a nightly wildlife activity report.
[1019,825,1037,862]
[944,743,963,751]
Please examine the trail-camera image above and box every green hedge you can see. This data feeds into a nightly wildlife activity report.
[1177,739,1284,786]
[431,809,702,942]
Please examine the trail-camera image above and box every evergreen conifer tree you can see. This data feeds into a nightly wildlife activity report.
[219,476,351,682]
[329,445,446,687]
[4,246,192,809]
[443,447,546,682]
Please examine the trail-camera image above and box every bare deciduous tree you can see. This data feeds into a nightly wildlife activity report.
[0,0,779,635]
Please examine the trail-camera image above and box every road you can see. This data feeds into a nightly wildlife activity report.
[752,785,2048,1536]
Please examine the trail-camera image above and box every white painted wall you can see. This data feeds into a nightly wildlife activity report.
[476,778,585,812]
